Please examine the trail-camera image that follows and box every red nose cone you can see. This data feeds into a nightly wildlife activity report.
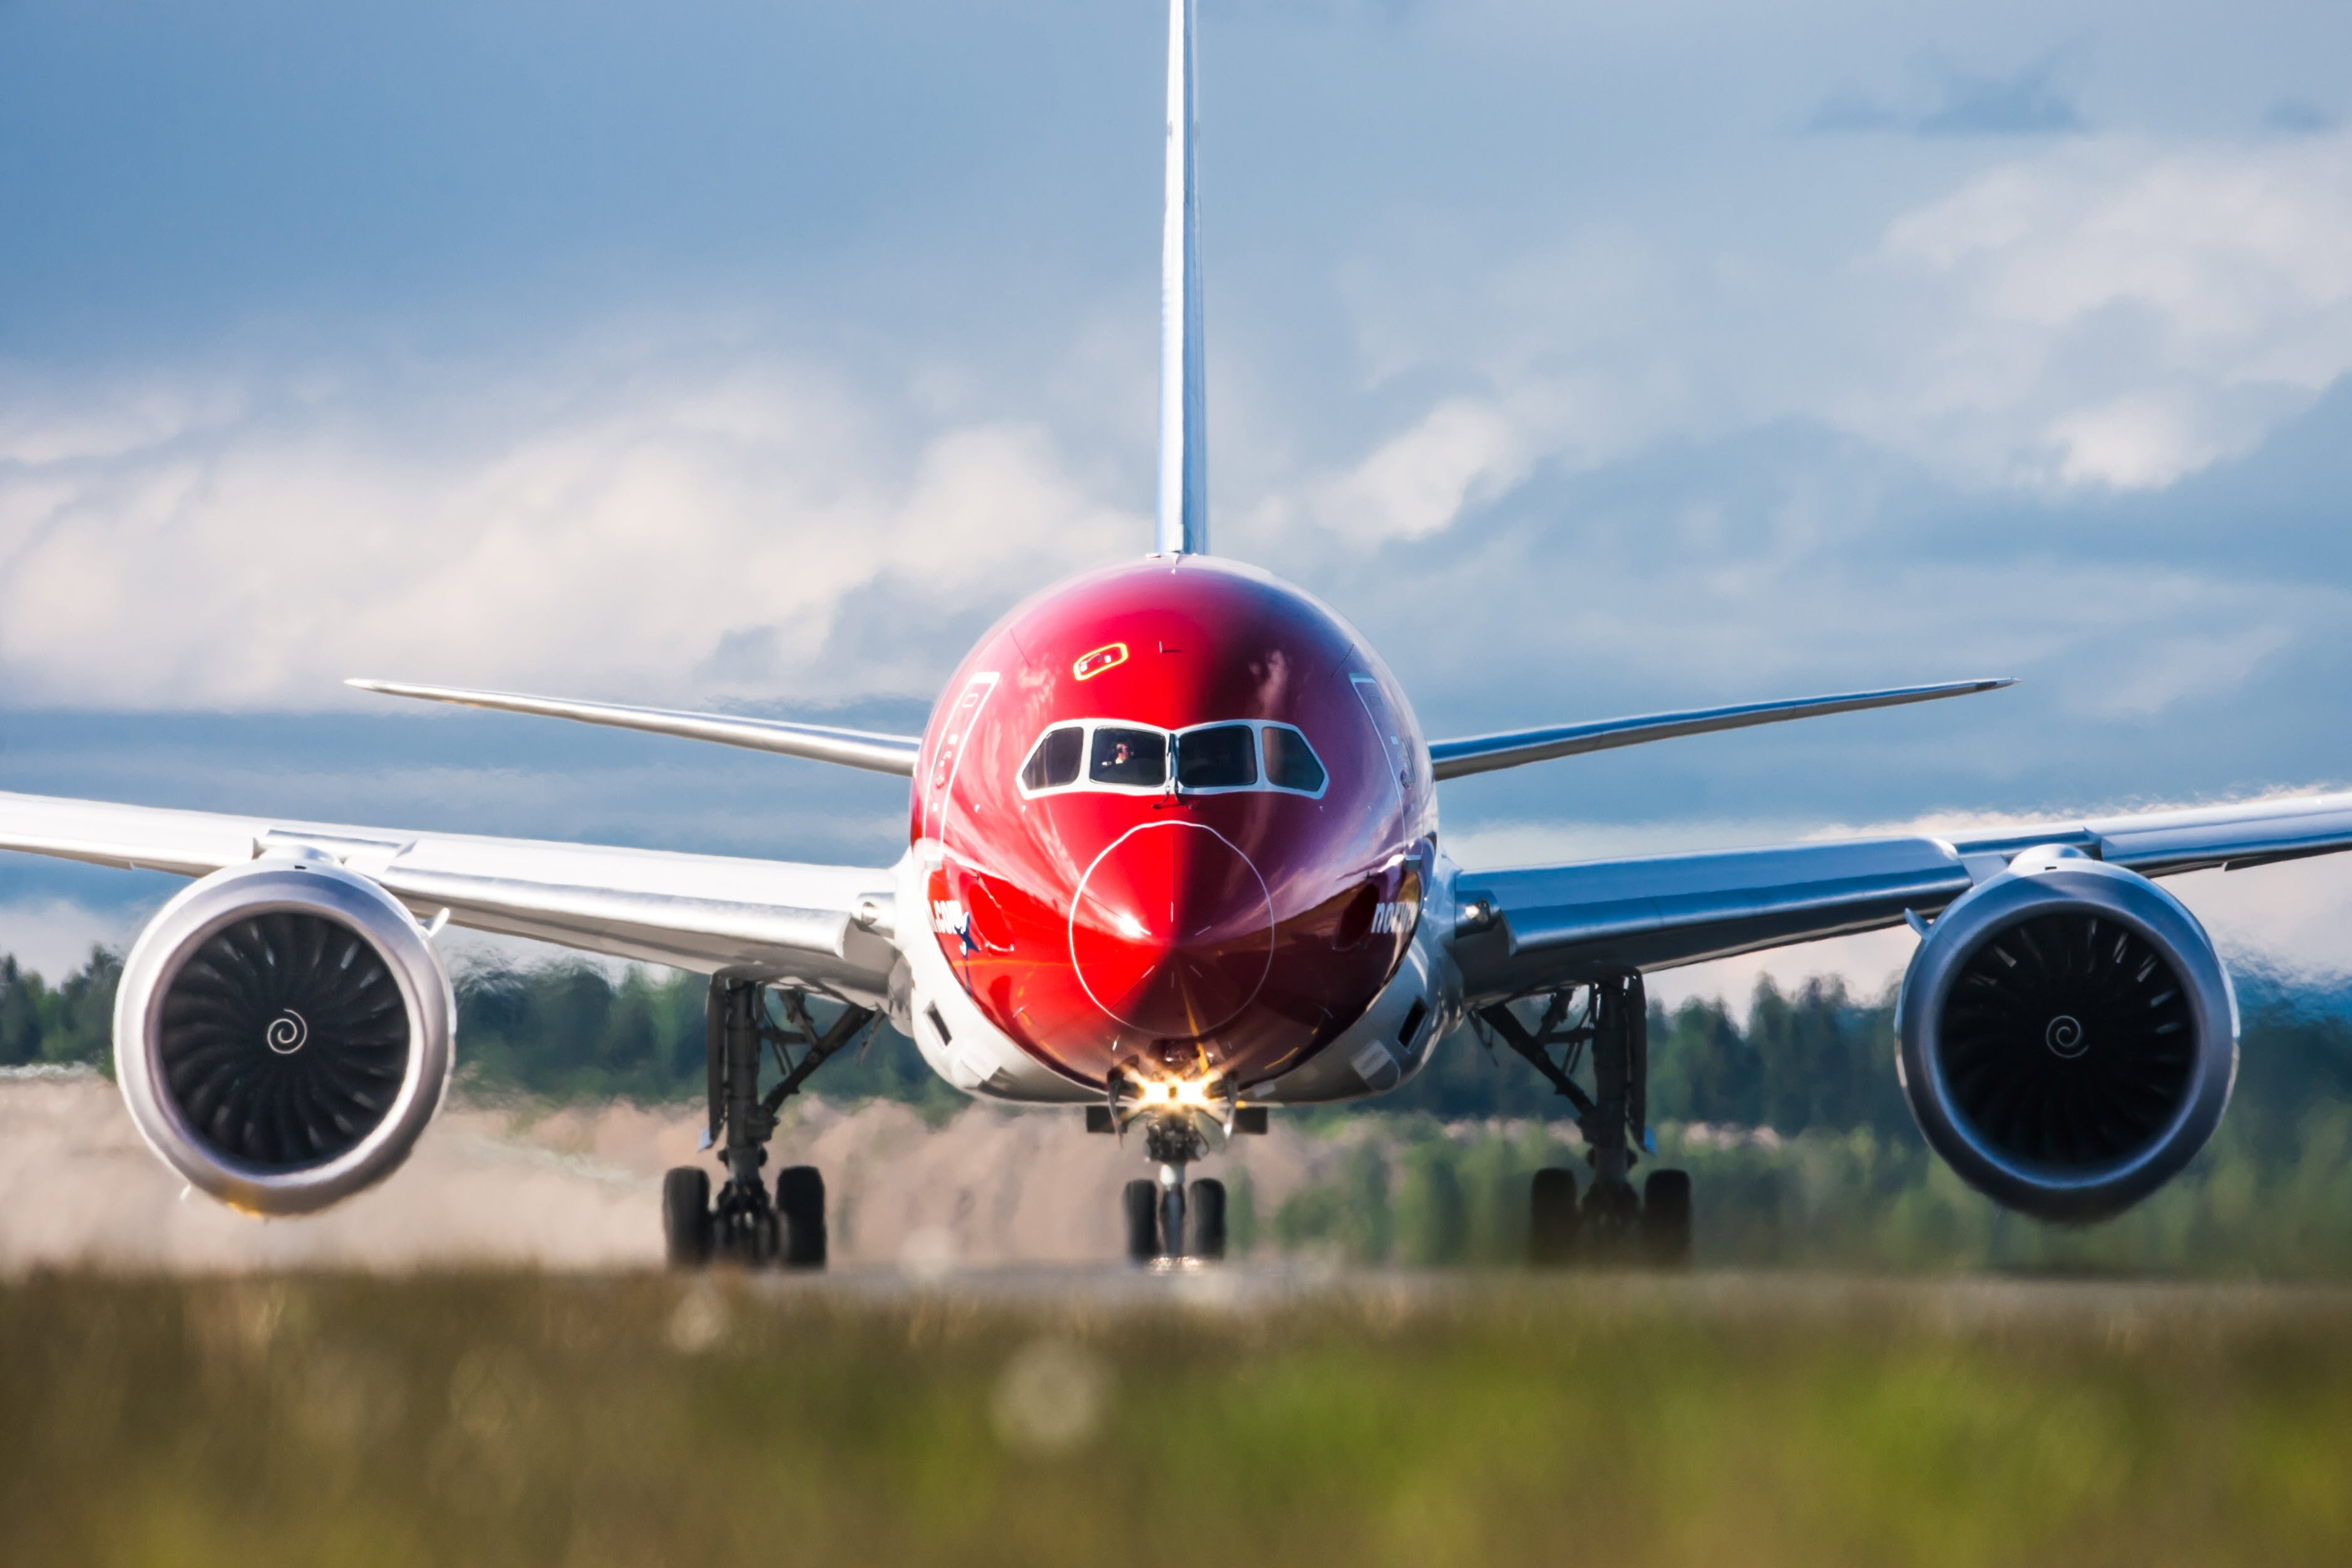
[1069,821,1275,1038]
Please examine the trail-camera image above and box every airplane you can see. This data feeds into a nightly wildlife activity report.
[4,0,2348,1270]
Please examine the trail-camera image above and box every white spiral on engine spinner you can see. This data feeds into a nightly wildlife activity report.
[2045,1014,2087,1058]
[265,1009,310,1055]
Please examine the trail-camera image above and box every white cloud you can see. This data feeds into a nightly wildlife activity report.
[1303,398,1529,541]
[1864,131,2352,488]
[1251,131,2352,531]
[6,127,2345,711]
[0,347,1144,708]
[0,900,144,981]
[2092,623,2293,719]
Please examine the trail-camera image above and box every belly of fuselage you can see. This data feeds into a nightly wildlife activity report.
[925,818,1419,1089]
[894,844,1464,1106]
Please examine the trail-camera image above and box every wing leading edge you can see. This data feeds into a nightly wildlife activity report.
[0,790,901,1002]
[1452,789,2352,1004]
[1429,679,2015,781]
[348,680,922,776]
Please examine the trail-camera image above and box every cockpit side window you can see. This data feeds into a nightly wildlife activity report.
[1176,724,1257,791]
[1021,725,1085,791]
[1089,726,1168,787]
[1262,724,1327,794]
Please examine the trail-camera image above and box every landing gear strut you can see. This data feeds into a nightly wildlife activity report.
[1119,1115,1226,1264]
[662,975,876,1271]
[1477,970,1692,1266]
[1101,1084,1234,1265]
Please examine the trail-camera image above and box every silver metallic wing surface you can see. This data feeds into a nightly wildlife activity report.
[348,680,922,776]
[1452,836,1976,1002]
[1453,789,2352,1003]
[0,791,901,1002]
[1946,791,2352,877]
[1428,679,2015,781]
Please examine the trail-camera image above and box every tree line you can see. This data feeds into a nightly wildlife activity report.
[10,945,2351,1146]
[14,942,2352,1272]
[0,952,122,1070]
[0,948,966,1115]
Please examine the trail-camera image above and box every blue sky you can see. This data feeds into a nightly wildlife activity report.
[3,1,2349,993]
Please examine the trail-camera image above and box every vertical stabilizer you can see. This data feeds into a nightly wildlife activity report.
[1155,0,1208,556]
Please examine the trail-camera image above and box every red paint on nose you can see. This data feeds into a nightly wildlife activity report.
[1069,821,1275,1038]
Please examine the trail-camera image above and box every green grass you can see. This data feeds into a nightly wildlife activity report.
[4,1271,2352,1567]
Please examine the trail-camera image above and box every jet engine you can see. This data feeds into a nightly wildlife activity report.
[113,856,455,1216]
[1895,846,2237,1222]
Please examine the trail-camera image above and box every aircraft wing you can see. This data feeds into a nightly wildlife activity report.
[1428,679,2014,781]
[0,791,903,1003]
[347,680,923,776]
[1451,789,2352,1004]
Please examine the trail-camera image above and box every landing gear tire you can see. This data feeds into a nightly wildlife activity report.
[663,1167,712,1269]
[1642,1168,1692,1266]
[1529,1167,1580,1267]
[776,1165,827,1270]
[1122,1179,1161,1263]
[1189,1179,1227,1261]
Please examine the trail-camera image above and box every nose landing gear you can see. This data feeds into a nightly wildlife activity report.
[1478,971,1693,1267]
[1114,1112,1228,1264]
[662,976,875,1271]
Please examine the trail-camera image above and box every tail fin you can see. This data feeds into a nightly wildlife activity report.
[1154,0,1208,556]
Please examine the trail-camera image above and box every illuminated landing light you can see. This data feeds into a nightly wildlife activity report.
[1130,1075,1221,1109]
[1118,1073,1235,1119]
[1170,1076,1223,1111]
[1129,1072,1223,1109]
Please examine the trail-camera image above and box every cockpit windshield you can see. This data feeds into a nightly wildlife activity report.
[1089,727,1168,787]
[1261,725,1327,794]
[1018,720,1326,799]
[1020,725,1084,791]
[1176,724,1256,790]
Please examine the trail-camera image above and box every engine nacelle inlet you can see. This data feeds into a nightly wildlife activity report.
[114,856,455,1216]
[1895,847,2237,1223]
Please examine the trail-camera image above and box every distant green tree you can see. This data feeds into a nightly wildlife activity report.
[1275,1140,1396,1263]
[1649,995,1757,1127]
[1392,1134,1469,1266]
[1748,977,1904,1135]
[0,956,44,1066]
[1222,1167,1260,1257]
[47,948,122,1067]
[1367,1020,1578,1122]
[0,948,120,1073]
[450,958,967,1112]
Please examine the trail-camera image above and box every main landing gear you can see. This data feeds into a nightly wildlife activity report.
[663,976,876,1271]
[1476,971,1693,1267]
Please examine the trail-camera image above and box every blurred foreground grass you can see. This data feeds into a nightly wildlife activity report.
[5,1271,2352,1568]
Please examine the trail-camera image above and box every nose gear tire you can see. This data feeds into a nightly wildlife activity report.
[1189,1178,1227,1260]
[663,1167,713,1269]
[1123,1179,1161,1262]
